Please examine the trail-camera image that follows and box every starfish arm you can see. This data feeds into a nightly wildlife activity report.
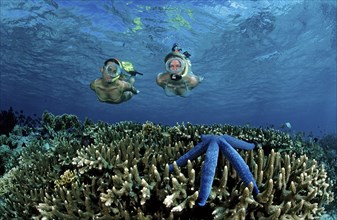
[221,134,255,150]
[200,134,216,142]
[169,139,210,173]
[197,139,219,206]
[219,138,259,195]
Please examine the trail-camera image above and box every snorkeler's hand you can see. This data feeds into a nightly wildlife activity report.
[131,86,140,94]
[183,51,191,58]
[172,43,182,52]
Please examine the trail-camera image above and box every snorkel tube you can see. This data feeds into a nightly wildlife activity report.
[121,61,144,76]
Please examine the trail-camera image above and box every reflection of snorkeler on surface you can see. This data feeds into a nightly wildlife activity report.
[90,58,143,104]
[156,44,203,97]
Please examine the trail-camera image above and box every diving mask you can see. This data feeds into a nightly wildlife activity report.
[165,57,185,75]
[105,63,121,78]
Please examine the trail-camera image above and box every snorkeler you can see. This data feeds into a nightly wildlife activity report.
[90,58,143,104]
[156,43,203,97]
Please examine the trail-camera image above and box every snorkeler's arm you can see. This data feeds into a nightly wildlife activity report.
[156,74,162,87]
[197,75,204,83]
[90,80,96,91]
[126,75,136,85]
[123,82,139,94]
[156,73,170,88]
[187,75,203,89]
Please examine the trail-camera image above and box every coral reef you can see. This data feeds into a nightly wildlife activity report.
[54,169,77,188]
[0,113,334,219]
[0,107,41,137]
[0,145,12,176]
[0,168,17,197]
[41,111,83,136]
[318,134,337,177]
[0,108,43,176]
[0,108,17,136]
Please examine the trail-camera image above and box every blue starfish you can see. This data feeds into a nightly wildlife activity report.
[169,134,259,206]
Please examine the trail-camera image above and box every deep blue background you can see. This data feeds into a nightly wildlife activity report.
[1,0,336,136]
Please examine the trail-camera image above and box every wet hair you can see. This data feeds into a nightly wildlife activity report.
[104,58,119,66]
[164,52,185,63]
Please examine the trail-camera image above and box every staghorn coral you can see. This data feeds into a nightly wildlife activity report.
[0,167,18,197]
[0,145,13,176]
[0,117,334,219]
[41,112,81,132]
[211,149,334,219]
[54,170,77,188]
[142,121,162,136]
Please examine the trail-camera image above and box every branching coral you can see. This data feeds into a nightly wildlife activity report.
[0,119,334,219]
[210,149,334,219]
[0,167,17,197]
[54,170,77,188]
[42,112,82,133]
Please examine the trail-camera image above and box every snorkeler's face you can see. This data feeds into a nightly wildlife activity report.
[169,59,181,71]
[166,57,185,75]
[102,61,120,82]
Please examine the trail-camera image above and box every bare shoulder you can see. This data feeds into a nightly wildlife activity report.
[156,72,169,84]
[156,72,165,79]
[185,74,203,88]
[90,78,104,89]
[90,79,98,90]
[191,74,203,82]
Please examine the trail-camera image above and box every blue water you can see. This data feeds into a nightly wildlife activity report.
[1,0,336,136]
